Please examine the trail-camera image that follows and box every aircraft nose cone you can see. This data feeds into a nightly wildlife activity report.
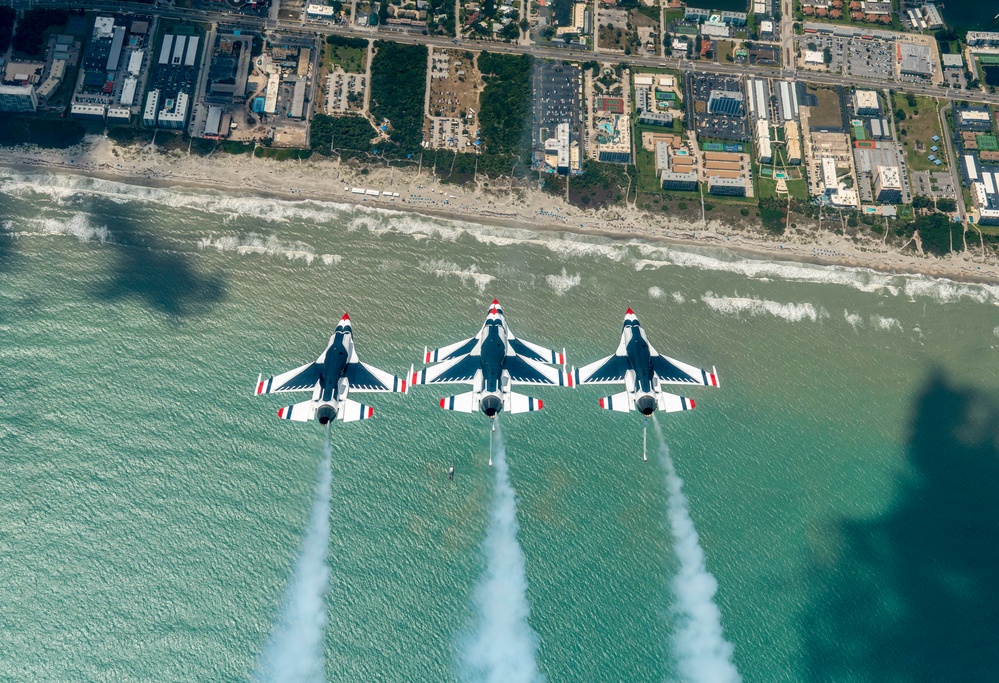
[636,395,656,416]
[481,395,502,418]
[317,405,337,425]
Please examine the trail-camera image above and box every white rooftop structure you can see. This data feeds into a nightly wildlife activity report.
[760,19,774,33]
[119,76,137,106]
[805,50,824,65]
[964,154,978,181]
[127,49,144,75]
[306,3,337,16]
[184,36,199,67]
[143,89,160,126]
[853,90,879,115]
[264,73,280,114]
[94,17,115,39]
[158,91,189,129]
[959,109,990,123]
[755,119,772,163]
[159,35,174,65]
[821,157,838,194]
[172,35,187,66]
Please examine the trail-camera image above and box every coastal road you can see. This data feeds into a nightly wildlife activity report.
[15,0,999,108]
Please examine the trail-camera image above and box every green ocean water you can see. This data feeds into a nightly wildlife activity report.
[1,170,998,682]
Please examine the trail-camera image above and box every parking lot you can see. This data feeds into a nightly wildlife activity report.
[533,60,581,149]
[687,71,748,142]
[846,38,895,81]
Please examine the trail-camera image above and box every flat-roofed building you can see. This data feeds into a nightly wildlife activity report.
[639,111,674,127]
[920,4,943,28]
[822,156,838,194]
[119,77,138,106]
[967,31,999,47]
[785,121,802,164]
[874,165,902,203]
[128,49,144,75]
[0,84,38,112]
[805,50,825,65]
[898,42,934,78]
[107,106,131,122]
[158,92,189,129]
[36,59,66,99]
[853,90,880,116]
[941,53,963,70]
[184,37,200,67]
[707,90,744,116]
[290,78,306,119]
[708,175,746,196]
[755,119,772,164]
[306,3,337,17]
[143,89,160,126]
[107,26,126,72]
[159,35,174,65]
[70,102,106,121]
[204,106,223,137]
[264,73,280,114]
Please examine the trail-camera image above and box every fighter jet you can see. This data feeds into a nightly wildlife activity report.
[412,299,570,425]
[574,307,719,417]
[254,313,407,424]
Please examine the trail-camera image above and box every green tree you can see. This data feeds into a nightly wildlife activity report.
[936,197,957,213]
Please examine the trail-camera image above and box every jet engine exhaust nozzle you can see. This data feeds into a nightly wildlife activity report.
[636,395,657,416]
[481,395,502,418]
[316,405,338,425]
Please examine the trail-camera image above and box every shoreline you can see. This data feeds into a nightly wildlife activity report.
[1,137,998,287]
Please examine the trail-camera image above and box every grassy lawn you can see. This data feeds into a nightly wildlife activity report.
[717,40,734,63]
[806,85,843,129]
[326,43,366,73]
[635,145,664,193]
[786,177,809,199]
[758,177,777,199]
[893,93,948,172]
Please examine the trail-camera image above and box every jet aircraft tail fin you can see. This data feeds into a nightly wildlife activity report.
[505,391,544,414]
[338,398,375,422]
[439,391,478,413]
[277,400,316,422]
[597,391,633,412]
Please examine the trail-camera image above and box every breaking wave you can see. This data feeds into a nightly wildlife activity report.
[419,259,495,293]
[197,233,322,264]
[10,213,110,243]
[701,292,827,323]
[2,169,997,306]
[870,315,903,331]
[844,310,864,330]
[545,268,581,295]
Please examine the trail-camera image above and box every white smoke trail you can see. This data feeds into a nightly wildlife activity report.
[255,429,333,683]
[461,424,544,683]
[652,417,741,683]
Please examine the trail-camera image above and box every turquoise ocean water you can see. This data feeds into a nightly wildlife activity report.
[1,170,998,682]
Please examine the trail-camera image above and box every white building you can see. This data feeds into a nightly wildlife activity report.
[821,157,838,194]
[0,84,38,112]
[264,73,280,115]
[143,89,161,126]
[874,165,902,203]
[70,103,106,121]
[120,77,138,107]
[853,90,880,116]
[127,50,144,76]
[755,119,772,164]
[107,106,132,123]
[805,50,825,65]
[306,3,337,17]
[158,92,190,129]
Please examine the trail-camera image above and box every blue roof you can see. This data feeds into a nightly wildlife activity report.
[932,135,940,141]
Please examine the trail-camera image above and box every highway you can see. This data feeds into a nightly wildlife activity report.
[11,0,999,107]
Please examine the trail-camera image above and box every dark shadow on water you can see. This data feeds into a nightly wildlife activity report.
[96,212,226,318]
[804,371,999,682]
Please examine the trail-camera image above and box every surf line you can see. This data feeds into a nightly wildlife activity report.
[652,416,741,683]
[255,425,334,683]
[460,422,545,683]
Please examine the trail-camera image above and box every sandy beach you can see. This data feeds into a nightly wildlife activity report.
[2,134,997,285]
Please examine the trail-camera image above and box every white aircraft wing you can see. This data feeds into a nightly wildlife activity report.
[573,353,630,385]
[412,354,480,385]
[508,337,565,365]
[652,354,719,387]
[424,336,478,363]
[346,361,407,393]
[256,362,321,395]
[505,355,571,386]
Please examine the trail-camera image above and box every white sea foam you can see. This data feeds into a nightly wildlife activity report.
[197,233,321,264]
[545,268,581,295]
[649,286,665,299]
[844,310,864,330]
[255,432,333,683]
[994,325,999,340]
[27,213,110,242]
[701,292,825,323]
[652,418,741,683]
[870,314,903,331]
[3,169,997,306]
[321,254,341,266]
[673,291,686,304]
[460,425,543,683]
[419,259,495,293]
